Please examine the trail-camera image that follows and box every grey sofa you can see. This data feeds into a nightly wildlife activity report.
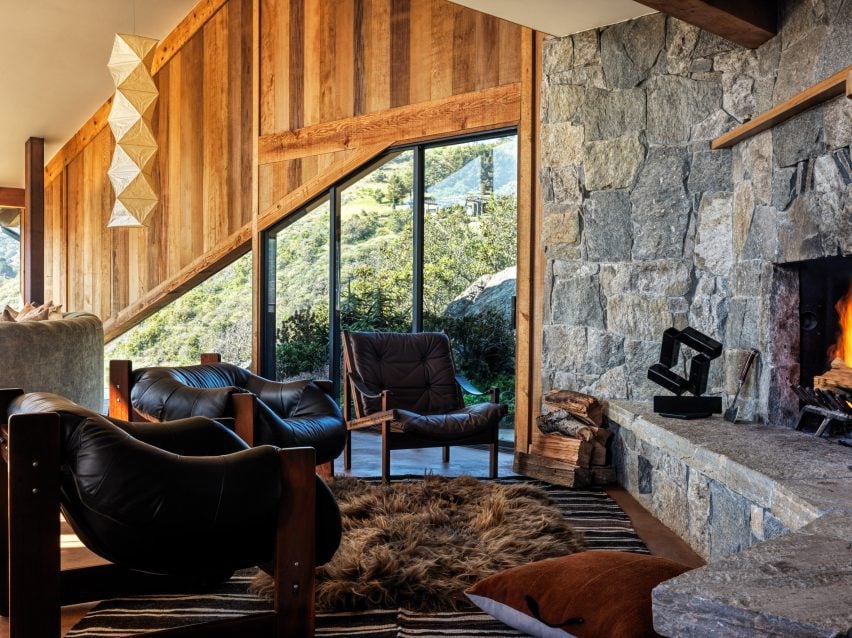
[0,312,103,411]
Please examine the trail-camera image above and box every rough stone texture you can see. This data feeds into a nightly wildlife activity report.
[582,190,632,261]
[646,75,722,144]
[541,5,852,428]
[600,13,665,88]
[582,135,644,190]
[630,146,690,259]
[580,87,645,140]
[653,529,852,638]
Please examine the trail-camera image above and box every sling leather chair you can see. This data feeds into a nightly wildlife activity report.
[341,331,507,483]
[109,354,346,476]
[0,388,342,638]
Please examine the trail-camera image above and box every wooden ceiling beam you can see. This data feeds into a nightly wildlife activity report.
[0,187,25,208]
[634,0,776,49]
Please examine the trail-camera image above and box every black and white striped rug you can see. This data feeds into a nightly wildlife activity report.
[68,479,648,638]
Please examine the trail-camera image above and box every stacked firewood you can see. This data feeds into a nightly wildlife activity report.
[515,389,615,488]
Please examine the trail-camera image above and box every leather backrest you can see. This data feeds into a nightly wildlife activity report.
[344,331,462,415]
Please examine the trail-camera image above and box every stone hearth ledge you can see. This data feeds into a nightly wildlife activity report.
[606,401,852,637]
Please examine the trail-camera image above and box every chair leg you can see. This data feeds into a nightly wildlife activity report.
[275,447,316,638]
[442,446,450,463]
[344,430,352,471]
[381,422,391,484]
[8,413,61,638]
[489,440,498,479]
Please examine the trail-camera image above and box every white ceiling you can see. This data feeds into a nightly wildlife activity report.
[0,0,197,188]
[0,0,655,189]
[449,0,655,37]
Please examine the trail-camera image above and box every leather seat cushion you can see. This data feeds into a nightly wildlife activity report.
[395,402,506,441]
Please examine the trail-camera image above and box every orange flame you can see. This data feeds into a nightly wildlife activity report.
[830,284,852,367]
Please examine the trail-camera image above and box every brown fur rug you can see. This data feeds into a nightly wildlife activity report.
[252,475,585,611]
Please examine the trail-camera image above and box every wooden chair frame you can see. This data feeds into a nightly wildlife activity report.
[341,334,501,483]
[0,387,317,638]
[109,354,334,478]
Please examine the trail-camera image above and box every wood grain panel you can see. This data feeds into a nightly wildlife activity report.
[43,0,252,338]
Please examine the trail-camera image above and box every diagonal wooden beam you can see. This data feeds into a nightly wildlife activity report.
[0,187,25,208]
[634,0,776,49]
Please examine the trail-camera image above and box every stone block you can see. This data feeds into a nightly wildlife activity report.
[742,205,780,261]
[652,473,689,539]
[646,75,722,144]
[638,455,652,494]
[542,36,573,76]
[823,94,852,150]
[653,532,852,638]
[580,87,646,140]
[688,149,732,194]
[542,208,580,246]
[725,297,761,349]
[630,146,691,259]
[606,295,672,341]
[772,106,825,169]
[694,192,733,276]
[582,364,629,398]
[600,260,692,298]
[624,339,664,400]
[549,265,605,328]
[572,30,599,67]
[774,25,828,103]
[687,470,712,559]
[542,84,585,124]
[542,324,587,372]
[585,328,625,375]
[581,190,632,261]
[762,510,788,540]
[600,13,665,88]
[582,135,644,190]
[709,481,753,560]
[691,108,738,142]
[541,122,583,168]
[664,17,699,76]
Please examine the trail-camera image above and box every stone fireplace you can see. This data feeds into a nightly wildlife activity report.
[537,5,852,634]
[539,1,852,429]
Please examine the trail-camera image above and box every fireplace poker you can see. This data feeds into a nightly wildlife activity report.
[724,349,759,423]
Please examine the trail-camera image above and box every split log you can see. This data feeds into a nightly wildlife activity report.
[814,358,852,394]
[544,389,604,427]
[536,409,594,441]
[514,452,591,489]
[591,441,608,466]
[530,429,593,467]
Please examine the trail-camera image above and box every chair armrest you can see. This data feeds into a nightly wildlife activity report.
[346,410,397,430]
[348,373,388,400]
[455,375,501,404]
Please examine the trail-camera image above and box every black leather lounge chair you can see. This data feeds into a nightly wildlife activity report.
[0,389,341,638]
[109,355,347,473]
[341,331,507,482]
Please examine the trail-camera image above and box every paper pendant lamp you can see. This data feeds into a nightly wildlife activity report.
[107,33,159,228]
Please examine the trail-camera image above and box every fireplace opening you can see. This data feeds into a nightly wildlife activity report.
[796,256,852,440]
[798,256,852,388]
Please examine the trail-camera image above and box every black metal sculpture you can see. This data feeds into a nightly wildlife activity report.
[648,327,723,419]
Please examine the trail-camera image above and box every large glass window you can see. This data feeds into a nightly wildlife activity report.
[0,207,22,309]
[268,197,331,382]
[263,131,517,442]
[105,251,253,370]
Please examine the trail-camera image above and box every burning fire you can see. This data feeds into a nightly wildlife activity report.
[830,284,852,367]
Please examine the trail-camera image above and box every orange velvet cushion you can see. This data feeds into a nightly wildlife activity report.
[466,551,691,638]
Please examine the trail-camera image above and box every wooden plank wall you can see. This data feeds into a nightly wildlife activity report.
[43,0,253,331]
[256,0,522,223]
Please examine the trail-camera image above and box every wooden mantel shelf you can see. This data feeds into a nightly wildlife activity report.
[712,65,852,149]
